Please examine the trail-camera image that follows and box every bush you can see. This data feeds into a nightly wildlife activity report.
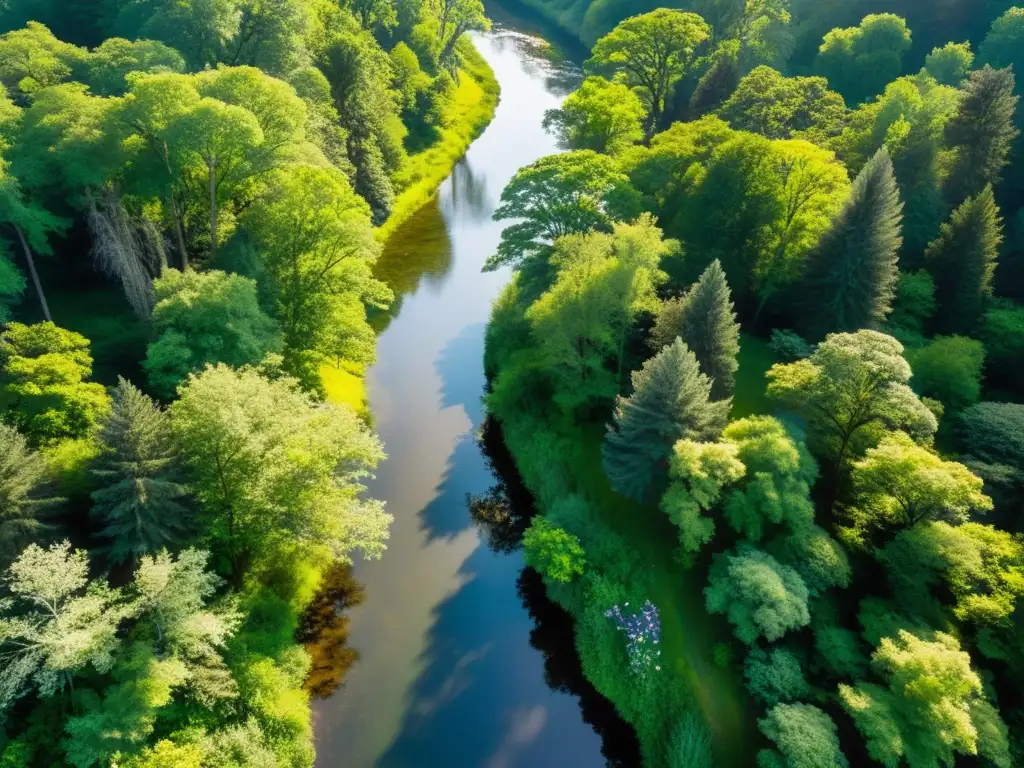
[769,329,814,361]
[523,518,586,583]
[744,647,810,706]
[668,713,713,768]
[907,335,985,413]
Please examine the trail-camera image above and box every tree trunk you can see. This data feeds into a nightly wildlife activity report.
[170,195,189,271]
[14,224,51,323]
[208,157,218,263]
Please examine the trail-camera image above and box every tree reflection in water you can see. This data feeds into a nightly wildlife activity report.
[298,563,366,699]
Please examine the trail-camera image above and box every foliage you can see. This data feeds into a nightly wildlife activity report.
[0,423,55,568]
[543,76,645,154]
[705,544,810,644]
[145,269,282,399]
[769,329,814,361]
[522,518,586,584]
[603,338,728,504]
[0,322,109,445]
[978,8,1024,89]
[757,703,848,768]
[886,270,935,339]
[815,14,912,105]
[604,600,662,675]
[90,379,190,564]
[906,335,984,413]
[924,42,974,86]
[982,304,1024,386]
[668,713,713,768]
[744,647,810,706]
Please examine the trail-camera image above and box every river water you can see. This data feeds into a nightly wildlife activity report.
[311,10,631,767]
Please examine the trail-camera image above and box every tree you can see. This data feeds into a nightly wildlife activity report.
[226,0,313,76]
[0,423,56,568]
[0,542,125,713]
[843,432,992,546]
[925,185,1002,334]
[736,0,795,73]
[886,270,935,339]
[83,38,186,97]
[90,380,190,565]
[586,10,711,137]
[757,703,848,768]
[650,260,740,399]
[924,42,974,86]
[906,335,984,412]
[144,269,281,398]
[0,22,84,101]
[959,402,1024,475]
[522,518,586,584]
[839,630,1009,768]
[542,76,645,154]
[242,165,388,390]
[944,66,1019,204]
[982,304,1024,389]
[718,67,846,142]
[815,14,912,105]
[109,0,243,70]
[773,525,851,596]
[170,364,389,588]
[799,147,903,340]
[0,322,109,445]
[978,8,1024,92]
[766,330,937,474]
[705,544,810,644]
[486,151,637,272]
[603,338,729,504]
[744,648,810,706]
[688,40,740,119]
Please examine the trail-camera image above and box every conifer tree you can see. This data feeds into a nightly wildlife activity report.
[925,185,1002,334]
[603,338,730,503]
[90,378,189,564]
[944,66,1019,205]
[0,423,57,568]
[650,260,741,399]
[800,148,903,340]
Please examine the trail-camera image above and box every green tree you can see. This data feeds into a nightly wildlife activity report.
[486,151,637,272]
[718,66,846,142]
[767,330,937,474]
[0,247,24,322]
[757,703,848,768]
[0,22,85,102]
[923,42,974,86]
[0,322,110,445]
[839,630,1009,768]
[978,8,1024,92]
[603,338,729,503]
[925,185,1002,334]
[815,14,912,105]
[227,0,313,76]
[109,0,242,70]
[586,9,711,137]
[0,542,125,713]
[799,147,903,339]
[705,544,810,644]
[650,259,740,399]
[82,38,186,97]
[170,364,389,588]
[744,648,810,706]
[542,76,645,154]
[0,423,56,568]
[144,269,281,398]
[522,518,586,584]
[90,379,190,565]
[774,525,851,597]
[906,335,984,412]
[982,304,1024,389]
[843,431,992,546]
[886,270,935,340]
[944,66,1019,204]
[959,402,1024,477]
[688,40,741,119]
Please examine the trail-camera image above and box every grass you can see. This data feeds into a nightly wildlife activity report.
[320,362,368,414]
[375,43,500,243]
[733,334,777,418]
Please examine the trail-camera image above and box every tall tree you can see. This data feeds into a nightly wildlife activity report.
[602,338,729,504]
[923,42,974,86]
[815,14,912,105]
[90,379,191,565]
[800,147,903,340]
[943,66,1019,204]
[650,260,740,399]
[542,76,645,155]
[978,9,1024,93]
[0,423,56,568]
[586,9,711,138]
[925,185,1002,334]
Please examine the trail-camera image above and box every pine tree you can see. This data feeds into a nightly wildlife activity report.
[800,147,903,340]
[0,423,57,567]
[944,66,1019,205]
[926,185,1003,334]
[90,378,190,563]
[603,338,730,503]
[650,260,741,399]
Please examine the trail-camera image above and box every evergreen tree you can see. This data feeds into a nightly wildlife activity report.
[0,423,57,568]
[650,260,740,399]
[925,185,1002,334]
[603,338,730,503]
[90,379,190,564]
[800,148,903,340]
[944,66,1019,205]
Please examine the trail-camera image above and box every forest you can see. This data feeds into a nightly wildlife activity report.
[484,1,1024,767]
[0,0,496,766]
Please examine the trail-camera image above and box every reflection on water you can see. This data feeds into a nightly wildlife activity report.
[312,18,622,768]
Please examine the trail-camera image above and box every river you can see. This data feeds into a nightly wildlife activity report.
[311,7,634,766]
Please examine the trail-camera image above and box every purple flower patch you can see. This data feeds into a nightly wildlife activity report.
[604,600,662,675]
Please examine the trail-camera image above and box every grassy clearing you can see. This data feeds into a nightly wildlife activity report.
[375,44,500,243]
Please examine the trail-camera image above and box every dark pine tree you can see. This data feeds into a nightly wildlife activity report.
[944,66,1019,206]
[0,423,58,568]
[650,260,741,399]
[800,147,903,340]
[926,185,1003,334]
[91,378,191,564]
[689,40,741,119]
[602,338,730,504]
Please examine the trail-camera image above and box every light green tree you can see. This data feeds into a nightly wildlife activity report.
[586,9,711,137]
[744,648,810,706]
[718,67,846,142]
[0,22,85,101]
[978,8,1024,93]
[543,76,645,154]
[522,518,586,584]
[815,14,912,105]
[82,38,185,96]
[757,703,848,768]
[906,335,984,412]
[90,379,190,565]
[0,423,56,568]
[924,42,974,86]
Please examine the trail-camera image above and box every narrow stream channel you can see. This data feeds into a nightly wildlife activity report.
[311,9,633,766]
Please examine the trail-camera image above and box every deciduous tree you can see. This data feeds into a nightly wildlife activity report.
[757,703,848,768]
[542,77,645,154]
